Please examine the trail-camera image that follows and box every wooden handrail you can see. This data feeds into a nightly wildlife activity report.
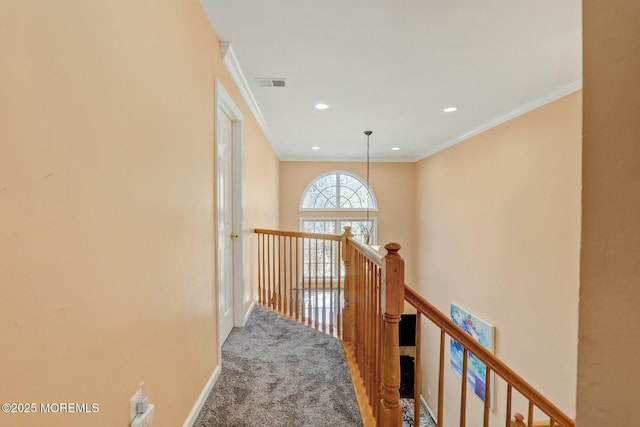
[254,228,344,336]
[253,227,574,427]
[255,228,342,241]
[404,285,575,427]
[346,236,384,266]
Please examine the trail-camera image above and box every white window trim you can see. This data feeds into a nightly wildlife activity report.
[299,217,378,245]
[299,170,379,212]
[298,217,378,281]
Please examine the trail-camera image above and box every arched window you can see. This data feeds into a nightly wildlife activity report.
[300,171,378,211]
[300,171,378,254]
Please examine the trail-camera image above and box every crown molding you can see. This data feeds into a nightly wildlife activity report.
[280,155,416,163]
[220,42,270,143]
[416,79,583,161]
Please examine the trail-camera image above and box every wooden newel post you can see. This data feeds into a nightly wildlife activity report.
[379,243,404,427]
[342,226,354,344]
[511,413,527,427]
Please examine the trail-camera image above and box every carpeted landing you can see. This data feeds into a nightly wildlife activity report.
[194,306,363,427]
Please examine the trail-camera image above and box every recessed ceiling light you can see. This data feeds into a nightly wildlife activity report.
[443,106,458,112]
[314,103,329,110]
[311,146,320,150]
[391,147,400,151]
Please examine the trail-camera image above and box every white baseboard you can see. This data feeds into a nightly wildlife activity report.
[243,300,256,325]
[421,394,437,424]
[182,365,221,427]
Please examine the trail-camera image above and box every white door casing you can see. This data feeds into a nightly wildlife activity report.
[216,81,244,347]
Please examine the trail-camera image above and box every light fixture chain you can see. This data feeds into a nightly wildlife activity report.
[364,130,373,244]
[366,134,370,222]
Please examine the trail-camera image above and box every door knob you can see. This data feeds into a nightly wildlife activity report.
[230,232,239,239]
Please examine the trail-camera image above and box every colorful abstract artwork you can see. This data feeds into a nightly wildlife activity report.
[450,303,495,405]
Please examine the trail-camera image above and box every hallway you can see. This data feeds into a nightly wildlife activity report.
[194,306,363,426]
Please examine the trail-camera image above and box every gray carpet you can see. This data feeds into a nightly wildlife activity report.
[194,306,363,427]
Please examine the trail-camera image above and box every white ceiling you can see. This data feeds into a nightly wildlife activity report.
[200,1,582,162]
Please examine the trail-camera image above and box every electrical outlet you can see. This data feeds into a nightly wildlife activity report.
[130,388,142,423]
[428,387,431,395]
[132,404,154,427]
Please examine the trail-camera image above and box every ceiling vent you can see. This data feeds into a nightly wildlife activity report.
[256,78,287,88]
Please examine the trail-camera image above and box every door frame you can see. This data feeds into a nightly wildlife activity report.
[215,80,245,344]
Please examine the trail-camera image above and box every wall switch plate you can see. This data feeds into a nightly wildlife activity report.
[130,388,142,423]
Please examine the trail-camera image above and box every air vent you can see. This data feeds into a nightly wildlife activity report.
[256,78,287,88]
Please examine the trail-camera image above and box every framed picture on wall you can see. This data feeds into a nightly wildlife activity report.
[449,303,495,406]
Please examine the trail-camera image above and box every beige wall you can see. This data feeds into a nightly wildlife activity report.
[279,162,416,285]
[244,123,280,311]
[578,1,640,425]
[415,92,581,424]
[0,1,278,426]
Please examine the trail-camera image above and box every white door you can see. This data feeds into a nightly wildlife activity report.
[217,109,235,344]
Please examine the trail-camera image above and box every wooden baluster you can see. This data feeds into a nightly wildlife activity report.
[310,237,315,326]
[528,401,534,427]
[359,252,365,372]
[368,261,375,402]
[356,252,362,369]
[264,234,268,308]
[301,238,305,322]
[274,235,278,311]
[257,233,262,305]
[281,236,286,314]
[262,233,267,306]
[307,237,312,324]
[360,253,366,374]
[512,413,527,427]
[272,234,277,310]
[483,365,490,427]
[281,236,285,312]
[438,330,445,427]
[505,384,513,427]
[375,267,382,421]
[370,261,376,401]
[460,348,468,427]
[341,226,352,343]
[414,313,422,427]
[330,240,334,334]
[366,257,372,399]
[364,258,369,397]
[267,234,272,309]
[322,238,327,331]
[337,238,342,338]
[278,235,283,312]
[363,257,369,398]
[277,236,282,313]
[276,235,279,310]
[354,251,359,361]
[379,243,404,427]
[350,233,357,344]
[314,237,319,329]
[295,237,300,320]
[283,236,287,315]
[262,234,271,307]
[289,236,293,317]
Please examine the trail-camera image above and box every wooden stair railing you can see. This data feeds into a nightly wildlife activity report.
[403,285,575,427]
[255,228,344,337]
[341,226,405,426]
[254,228,575,427]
